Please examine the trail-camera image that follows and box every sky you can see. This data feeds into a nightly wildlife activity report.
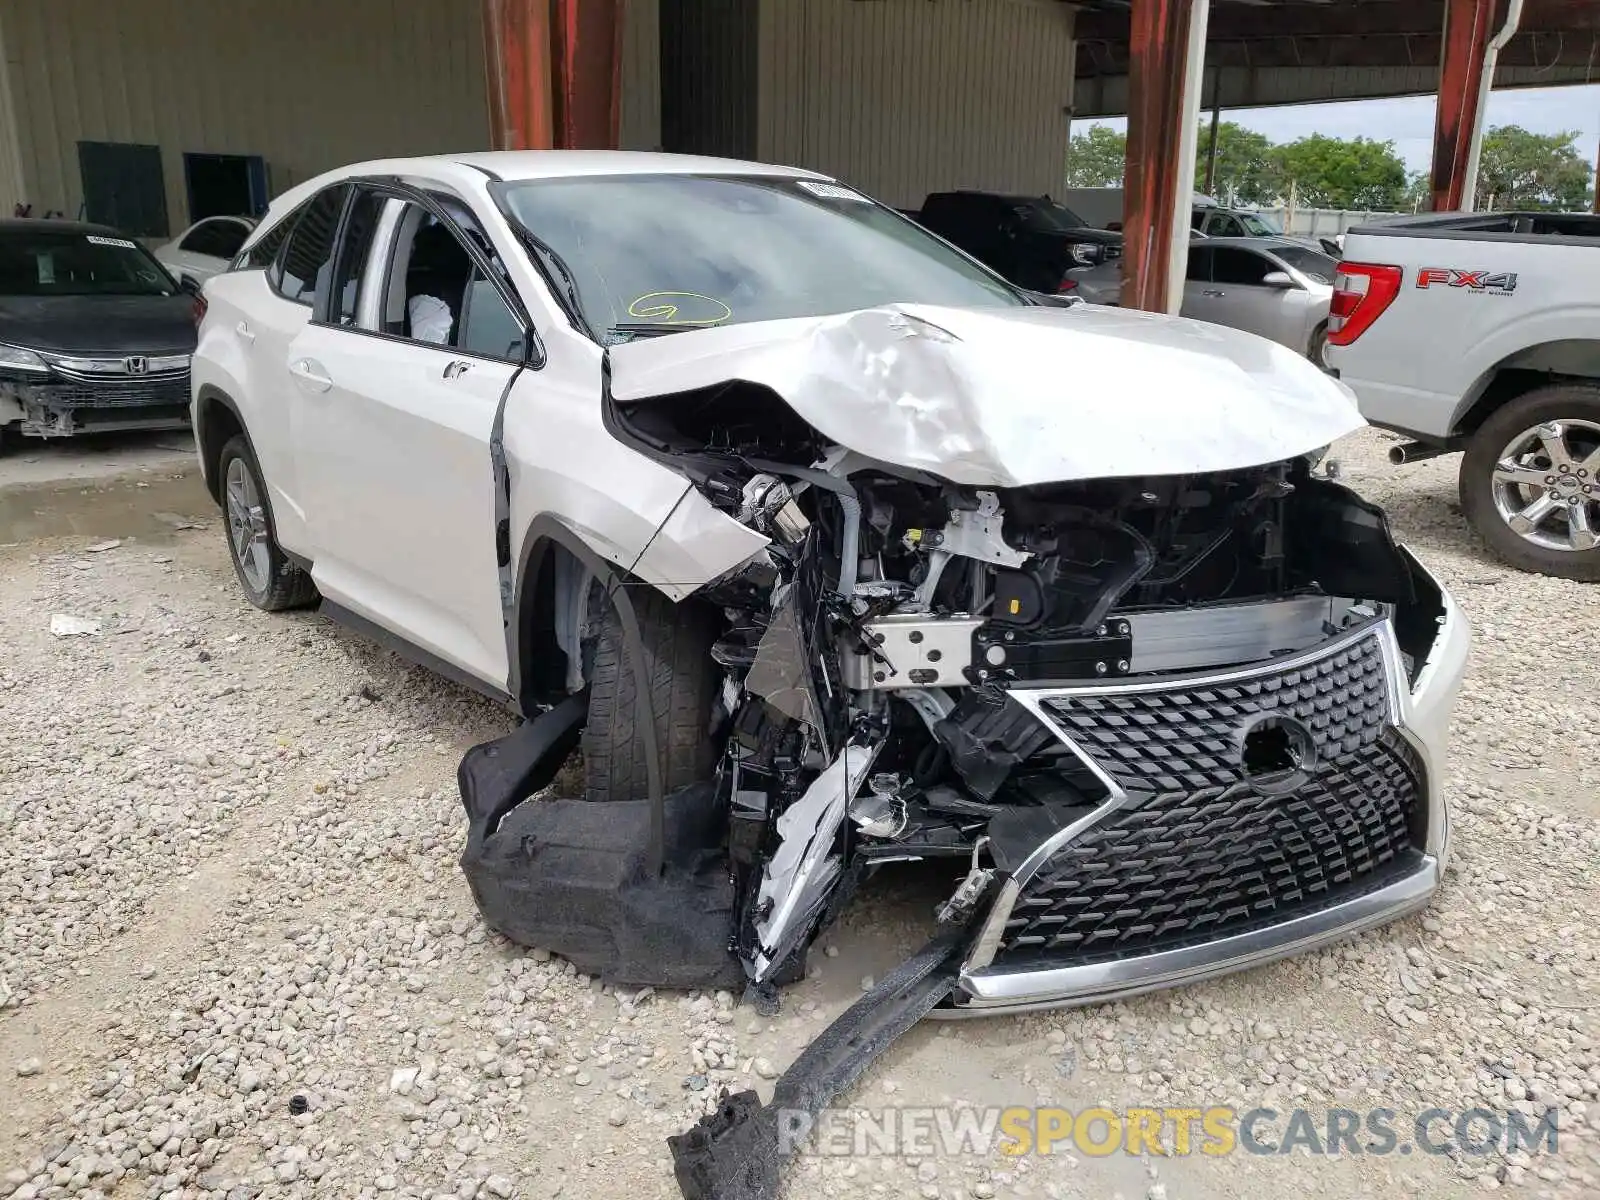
[1083,82,1600,176]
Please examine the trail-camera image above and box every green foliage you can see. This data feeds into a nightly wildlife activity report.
[1194,122,1281,206]
[1065,126,1127,188]
[1066,121,1595,214]
[1474,125,1593,211]
[1273,135,1409,209]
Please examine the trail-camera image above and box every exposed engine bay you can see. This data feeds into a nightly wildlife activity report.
[600,380,1433,988]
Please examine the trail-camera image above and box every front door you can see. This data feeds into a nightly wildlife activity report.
[287,189,532,689]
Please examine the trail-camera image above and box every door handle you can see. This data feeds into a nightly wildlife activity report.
[443,359,472,380]
[236,320,256,344]
[1202,289,1225,297]
[289,358,334,393]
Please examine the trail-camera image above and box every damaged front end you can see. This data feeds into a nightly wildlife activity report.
[456,303,1468,1197]
[605,370,1462,999]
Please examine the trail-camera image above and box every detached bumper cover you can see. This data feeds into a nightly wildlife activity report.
[948,560,1468,1014]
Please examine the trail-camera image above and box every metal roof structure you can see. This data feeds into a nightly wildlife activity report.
[1072,0,1600,116]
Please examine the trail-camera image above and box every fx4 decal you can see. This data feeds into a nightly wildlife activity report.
[1416,267,1518,294]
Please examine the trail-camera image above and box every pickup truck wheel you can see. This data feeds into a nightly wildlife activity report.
[218,435,319,611]
[1459,384,1600,581]
[582,586,719,803]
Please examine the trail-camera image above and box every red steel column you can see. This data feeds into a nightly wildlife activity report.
[1430,0,1499,211]
[482,0,621,151]
[482,0,556,150]
[551,0,623,150]
[1122,0,1199,314]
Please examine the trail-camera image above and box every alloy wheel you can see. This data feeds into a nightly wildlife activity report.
[224,456,272,593]
[1489,419,1600,554]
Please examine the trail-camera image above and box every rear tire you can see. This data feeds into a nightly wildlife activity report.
[217,434,319,610]
[582,585,720,803]
[1458,383,1600,582]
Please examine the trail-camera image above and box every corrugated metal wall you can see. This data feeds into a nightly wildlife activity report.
[757,0,1077,208]
[620,0,662,150]
[4,0,490,233]
[0,7,26,214]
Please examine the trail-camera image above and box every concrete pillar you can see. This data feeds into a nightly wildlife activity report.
[482,0,622,151]
[1123,0,1209,315]
[1430,0,1498,212]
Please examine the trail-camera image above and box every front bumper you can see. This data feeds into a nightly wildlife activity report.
[942,554,1469,1015]
[1,362,193,436]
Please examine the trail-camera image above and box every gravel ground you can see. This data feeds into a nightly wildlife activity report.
[1,429,1596,1200]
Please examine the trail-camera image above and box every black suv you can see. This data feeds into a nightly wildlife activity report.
[911,191,1123,294]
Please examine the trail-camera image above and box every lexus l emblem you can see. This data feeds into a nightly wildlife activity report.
[124,356,149,375]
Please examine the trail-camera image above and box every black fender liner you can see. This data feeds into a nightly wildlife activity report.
[508,515,667,873]
[456,697,743,989]
[668,931,967,1200]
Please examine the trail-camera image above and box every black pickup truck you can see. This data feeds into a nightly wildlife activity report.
[907,191,1123,294]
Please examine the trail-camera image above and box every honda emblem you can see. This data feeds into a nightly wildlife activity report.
[124,356,149,375]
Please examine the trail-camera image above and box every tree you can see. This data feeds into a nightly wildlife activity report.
[1275,135,1408,210]
[1194,121,1282,206]
[1065,125,1126,188]
[1401,170,1430,213]
[1474,125,1592,211]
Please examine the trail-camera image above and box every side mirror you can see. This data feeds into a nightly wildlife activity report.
[1261,270,1296,289]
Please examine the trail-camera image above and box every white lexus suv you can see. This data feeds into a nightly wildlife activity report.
[192,151,1467,1021]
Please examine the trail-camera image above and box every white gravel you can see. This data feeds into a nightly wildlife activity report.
[1,430,1597,1200]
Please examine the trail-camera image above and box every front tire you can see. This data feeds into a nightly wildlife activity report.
[1458,383,1600,581]
[581,586,720,803]
[217,434,319,610]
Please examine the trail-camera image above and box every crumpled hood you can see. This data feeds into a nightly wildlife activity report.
[608,302,1363,487]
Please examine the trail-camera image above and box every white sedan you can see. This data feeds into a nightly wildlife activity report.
[153,215,255,288]
[1067,235,1337,368]
[189,151,1464,1022]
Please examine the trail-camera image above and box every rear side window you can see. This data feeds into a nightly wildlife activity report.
[275,184,348,305]
[240,217,293,271]
[1185,246,1214,281]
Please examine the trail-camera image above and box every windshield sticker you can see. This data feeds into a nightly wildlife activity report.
[796,181,868,203]
[626,292,734,325]
[85,234,137,248]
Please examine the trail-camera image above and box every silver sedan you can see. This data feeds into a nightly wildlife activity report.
[1065,236,1337,368]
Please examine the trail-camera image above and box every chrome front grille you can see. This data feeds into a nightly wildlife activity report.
[994,631,1425,966]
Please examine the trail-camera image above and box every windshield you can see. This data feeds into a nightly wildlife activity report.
[0,229,175,297]
[1268,245,1339,285]
[1016,199,1090,233]
[494,175,1024,342]
[1236,212,1282,236]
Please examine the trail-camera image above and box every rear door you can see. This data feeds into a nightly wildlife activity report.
[1180,245,1218,321]
[195,187,341,556]
[286,185,532,688]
